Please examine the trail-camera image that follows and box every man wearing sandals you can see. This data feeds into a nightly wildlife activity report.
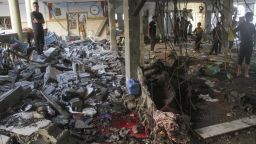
[235,12,255,78]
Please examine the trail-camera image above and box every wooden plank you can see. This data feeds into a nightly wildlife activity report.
[194,115,256,139]
[95,18,108,37]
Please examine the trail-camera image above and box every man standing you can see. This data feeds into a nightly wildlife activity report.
[235,12,256,78]
[149,16,157,51]
[193,22,203,52]
[209,22,222,55]
[31,2,45,55]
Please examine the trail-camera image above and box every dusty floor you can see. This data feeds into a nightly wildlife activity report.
[147,41,256,144]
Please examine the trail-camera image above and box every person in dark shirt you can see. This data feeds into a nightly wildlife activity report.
[193,22,203,52]
[31,2,45,55]
[235,12,256,78]
[149,16,157,51]
[173,18,180,45]
[209,22,222,55]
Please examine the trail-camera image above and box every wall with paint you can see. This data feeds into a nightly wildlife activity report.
[1,1,108,40]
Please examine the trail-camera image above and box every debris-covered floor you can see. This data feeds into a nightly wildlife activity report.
[147,42,256,144]
[0,37,256,144]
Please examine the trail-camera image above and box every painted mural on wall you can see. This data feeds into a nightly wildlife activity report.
[48,1,106,20]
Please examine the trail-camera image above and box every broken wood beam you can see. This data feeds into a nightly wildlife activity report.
[40,91,69,116]
[194,115,256,139]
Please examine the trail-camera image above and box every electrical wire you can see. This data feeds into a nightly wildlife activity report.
[243,0,253,13]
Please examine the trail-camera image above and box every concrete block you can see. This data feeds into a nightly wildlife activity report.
[44,66,62,85]
[0,135,10,144]
[0,86,29,113]
[38,123,71,144]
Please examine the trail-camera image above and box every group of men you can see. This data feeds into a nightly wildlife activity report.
[148,12,256,78]
[207,12,255,78]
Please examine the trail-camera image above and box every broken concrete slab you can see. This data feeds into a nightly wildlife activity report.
[39,123,77,144]
[38,123,67,144]
[43,47,60,58]
[0,119,51,136]
[0,135,11,144]
[56,71,90,85]
[194,115,256,139]
[0,86,31,113]
[40,91,69,116]
[15,81,34,89]
[69,97,83,112]
[43,84,56,95]
[44,65,62,85]
[0,75,15,88]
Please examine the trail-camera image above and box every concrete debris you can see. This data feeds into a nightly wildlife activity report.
[44,65,62,86]
[15,81,34,89]
[52,115,69,125]
[0,117,51,136]
[40,91,69,116]
[43,47,60,61]
[198,94,219,102]
[82,107,97,117]
[0,35,193,144]
[0,86,31,113]
[0,135,10,144]
[38,123,71,144]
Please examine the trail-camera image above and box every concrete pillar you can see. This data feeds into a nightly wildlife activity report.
[223,0,233,47]
[124,0,141,80]
[108,0,118,52]
[223,0,233,26]
[140,10,144,66]
[205,11,212,29]
[8,0,22,40]
[117,13,124,31]
[25,0,32,28]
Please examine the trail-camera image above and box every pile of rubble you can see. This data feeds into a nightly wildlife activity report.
[0,38,143,144]
[0,35,193,143]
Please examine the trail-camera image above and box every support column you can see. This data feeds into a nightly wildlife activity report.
[108,0,118,52]
[25,0,32,28]
[223,0,233,47]
[140,10,144,66]
[117,13,124,32]
[205,11,212,29]
[8,0,22,40]
[124,0,141,80]
[223,0,233,26]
